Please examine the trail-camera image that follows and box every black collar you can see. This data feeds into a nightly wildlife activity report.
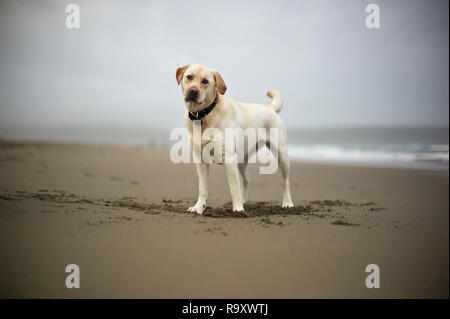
[188,91,218,123]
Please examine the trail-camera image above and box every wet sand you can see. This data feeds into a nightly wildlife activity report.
[0,141,448,298]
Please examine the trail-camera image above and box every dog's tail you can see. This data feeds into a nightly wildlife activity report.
[266,90,283,113]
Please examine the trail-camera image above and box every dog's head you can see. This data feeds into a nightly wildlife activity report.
[176,64,227,112]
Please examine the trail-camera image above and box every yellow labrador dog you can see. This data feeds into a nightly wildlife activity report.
[176,64,293,214]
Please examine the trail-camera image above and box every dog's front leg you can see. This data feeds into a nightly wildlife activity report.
[224,162,244,212]
[188,162,209,214]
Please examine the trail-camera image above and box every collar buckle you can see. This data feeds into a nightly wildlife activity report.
[188,91,219,123]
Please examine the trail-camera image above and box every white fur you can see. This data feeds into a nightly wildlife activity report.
[178,64,294,214]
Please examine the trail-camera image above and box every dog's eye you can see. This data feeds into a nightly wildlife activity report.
[202,79,209,84]
[186,75,193,80]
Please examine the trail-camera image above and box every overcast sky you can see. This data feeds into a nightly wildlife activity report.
[0,0,448,133]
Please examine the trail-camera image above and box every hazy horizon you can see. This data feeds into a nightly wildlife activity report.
[0,0,448,135]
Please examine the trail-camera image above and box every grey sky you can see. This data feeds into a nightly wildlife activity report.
[0,0,448,132]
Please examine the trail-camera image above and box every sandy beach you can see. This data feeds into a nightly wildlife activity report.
[0,140,448,298]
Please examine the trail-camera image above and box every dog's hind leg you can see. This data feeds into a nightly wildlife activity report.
[267,128,294,208]
[238,161,249,204]
[224,162,244,212]
[278,142,294,208]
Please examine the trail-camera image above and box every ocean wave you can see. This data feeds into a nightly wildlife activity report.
[287,144,449,169]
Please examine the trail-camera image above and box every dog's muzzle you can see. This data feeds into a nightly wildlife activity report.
[185,86,199,102]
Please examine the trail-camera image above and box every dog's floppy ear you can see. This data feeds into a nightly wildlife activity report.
[214,71,227,95]
[176,65,189,85]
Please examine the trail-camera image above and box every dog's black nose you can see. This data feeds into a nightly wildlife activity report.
[187,87,199,99]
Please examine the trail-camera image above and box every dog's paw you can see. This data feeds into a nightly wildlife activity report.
[187,203,206,215]
[232,203,244,213]
[282,202,294,208]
